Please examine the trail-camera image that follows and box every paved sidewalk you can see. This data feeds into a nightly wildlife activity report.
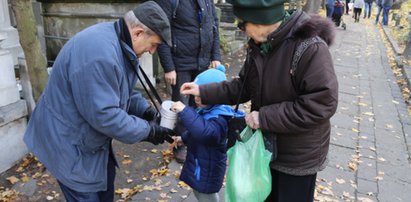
[316,15,411,201]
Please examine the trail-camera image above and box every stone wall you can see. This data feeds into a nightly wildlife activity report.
[38,1,155,85]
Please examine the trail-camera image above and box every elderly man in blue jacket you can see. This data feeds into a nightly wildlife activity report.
[23,1,175,201]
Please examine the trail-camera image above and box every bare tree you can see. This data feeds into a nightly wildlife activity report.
[10,0,48,102]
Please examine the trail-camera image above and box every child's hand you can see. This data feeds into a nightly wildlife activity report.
[171,101,185,113]
[170,136,184,148]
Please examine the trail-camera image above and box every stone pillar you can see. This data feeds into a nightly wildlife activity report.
[137,53,156,87]
[0,0,23,66]
[0,32,19,106]
[0,32,28,173]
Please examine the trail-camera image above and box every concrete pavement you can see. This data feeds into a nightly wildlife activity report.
[316,15,411,201]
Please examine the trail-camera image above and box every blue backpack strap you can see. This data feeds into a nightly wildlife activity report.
[170,0,179,19]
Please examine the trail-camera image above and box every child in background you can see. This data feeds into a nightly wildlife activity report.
[170,65,244,202]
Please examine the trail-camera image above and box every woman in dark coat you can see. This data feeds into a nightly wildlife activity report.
[180,0,338,201]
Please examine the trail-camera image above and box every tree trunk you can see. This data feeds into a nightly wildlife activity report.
[10,0,48,102]
[405,27,411,59]
[303,0,321,14]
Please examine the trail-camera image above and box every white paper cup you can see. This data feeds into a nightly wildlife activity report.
[160,100,178,129]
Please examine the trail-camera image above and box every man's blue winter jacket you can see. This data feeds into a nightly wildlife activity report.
[24,21,151,192]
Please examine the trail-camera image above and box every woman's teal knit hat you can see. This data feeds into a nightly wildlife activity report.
[229,0,286,24]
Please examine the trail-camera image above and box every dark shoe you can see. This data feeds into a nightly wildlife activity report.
[173,146,187,163]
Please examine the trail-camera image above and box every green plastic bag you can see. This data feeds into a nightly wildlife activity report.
[225,127,272,202]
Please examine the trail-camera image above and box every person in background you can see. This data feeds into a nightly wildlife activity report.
[171,65,243,202]
[375,0,384,24]
[326,0,335,18]
[353,0,364,22]
[381,0,394,25]
[346,0,351,14]
[180,0,339,201]
[363,0,374,18]
[23,1,175,201]
[154,0,222,163]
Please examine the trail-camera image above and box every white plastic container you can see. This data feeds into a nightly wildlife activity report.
[160,100,178,129]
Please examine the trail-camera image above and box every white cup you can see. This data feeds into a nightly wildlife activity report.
[160,100,178,129]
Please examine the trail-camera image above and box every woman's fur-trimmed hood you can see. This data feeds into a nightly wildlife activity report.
[293,13,336,46]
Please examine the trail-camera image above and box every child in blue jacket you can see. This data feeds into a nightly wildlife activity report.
[171,65,244,202]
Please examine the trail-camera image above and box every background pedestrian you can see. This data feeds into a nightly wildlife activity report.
[154,0,222,163]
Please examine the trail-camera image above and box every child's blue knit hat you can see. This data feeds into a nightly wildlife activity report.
[194,65,227,85]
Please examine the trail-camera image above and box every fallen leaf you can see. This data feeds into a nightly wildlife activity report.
[178,181,189,188]
[121,159,132,165]
[363,112,374,116]
[32,172,42,179]
[358,102,367,106]
[6,176,19,184]
[336,178,346,184]
[21,176,30,182]
[160,192,168,198]
[348,162,358,172]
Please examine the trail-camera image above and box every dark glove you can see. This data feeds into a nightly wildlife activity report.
[143,107,160,123]
[144,124,175,145]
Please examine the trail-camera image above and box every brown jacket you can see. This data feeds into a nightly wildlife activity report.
[200,10,338,175]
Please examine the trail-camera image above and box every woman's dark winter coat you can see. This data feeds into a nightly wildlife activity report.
[199,10,339,176]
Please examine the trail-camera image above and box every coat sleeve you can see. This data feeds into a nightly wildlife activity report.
[128,90,150,117]
[211,4,221,61]
[200,64,252,105]
[259,43,338,133]
[178,107,227,145]
[71,60,150,144]
[154,0,176,73]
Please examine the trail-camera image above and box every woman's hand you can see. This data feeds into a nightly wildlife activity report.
[245,111,260,129]
[180,82,200,96]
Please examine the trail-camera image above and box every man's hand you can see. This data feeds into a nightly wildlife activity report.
[210,60,221,68]
[144,124,175,145]
[165,70,177,86]
[171,101,186,113]
[245,111,260,129]
[180,82,200,97]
